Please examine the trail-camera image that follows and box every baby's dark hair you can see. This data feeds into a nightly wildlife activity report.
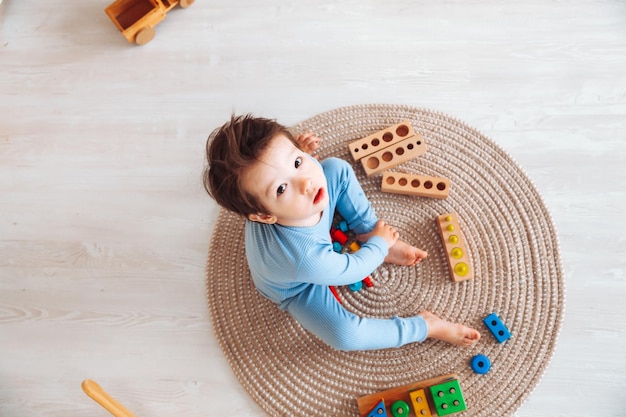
[203,114,297,217]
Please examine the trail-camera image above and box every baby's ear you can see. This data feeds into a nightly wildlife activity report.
[247,213,278,224]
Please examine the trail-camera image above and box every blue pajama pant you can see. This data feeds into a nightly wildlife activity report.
[281,284,428,351]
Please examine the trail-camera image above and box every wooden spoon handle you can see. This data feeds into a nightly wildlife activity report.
[81,379,138,417]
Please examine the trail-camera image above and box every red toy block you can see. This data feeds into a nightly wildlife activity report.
[331,228,349,245]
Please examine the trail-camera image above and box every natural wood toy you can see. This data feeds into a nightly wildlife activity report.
[82,380,137,417]
[381,172,450,199]
[349,120,417,161]
[357,373,467,417]
[436,212,474,282]
[361,134,427,176]
[105,0,194,45]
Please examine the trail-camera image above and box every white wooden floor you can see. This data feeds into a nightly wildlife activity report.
[1,1,625,416]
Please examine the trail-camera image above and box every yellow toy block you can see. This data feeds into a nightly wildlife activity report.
[436,213,474,282]
[348,241,361,252]
[381,172,450,199]
[360,134,427,177]
[349,121,417,161]
[105,0,194,45]
[409,389,433,417]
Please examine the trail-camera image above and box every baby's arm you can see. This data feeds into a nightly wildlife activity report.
[297,234,389,287]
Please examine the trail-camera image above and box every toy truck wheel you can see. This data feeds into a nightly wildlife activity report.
[179,0,194,8]
[135,27,155,45]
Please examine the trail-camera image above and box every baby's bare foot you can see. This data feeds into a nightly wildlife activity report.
[419,311,481,347]
[385,240,428,266]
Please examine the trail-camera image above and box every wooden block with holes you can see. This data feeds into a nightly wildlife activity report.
[349,120,416,161]
[381,172,450,199]
[357,374,460,417]
[436,213,474,282]
[360,134,427,176]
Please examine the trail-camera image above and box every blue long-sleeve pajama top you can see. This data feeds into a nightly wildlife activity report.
[245,157,428,351]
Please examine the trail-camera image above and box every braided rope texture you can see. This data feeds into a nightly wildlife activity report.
[206,104,565,417]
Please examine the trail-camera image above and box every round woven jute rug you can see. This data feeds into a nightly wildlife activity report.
[206,104,565,417]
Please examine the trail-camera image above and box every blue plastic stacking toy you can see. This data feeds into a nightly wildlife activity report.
[483,312,511,343]
[471,354,491,374]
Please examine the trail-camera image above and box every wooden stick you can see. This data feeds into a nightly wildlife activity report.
[81,380,138,417]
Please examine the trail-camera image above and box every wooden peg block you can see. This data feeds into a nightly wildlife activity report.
[360,134,427,177]
[349,120,417,161]
[436,212,474,282]
[381,172,450,199]
[357,374,458,417]
[409,389,433,417]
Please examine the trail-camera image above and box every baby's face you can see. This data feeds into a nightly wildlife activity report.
[241,134,329,227]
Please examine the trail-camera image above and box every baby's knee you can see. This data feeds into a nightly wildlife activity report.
[322,318,366,352]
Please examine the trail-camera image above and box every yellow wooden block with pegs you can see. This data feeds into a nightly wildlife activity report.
[436,212,474,282]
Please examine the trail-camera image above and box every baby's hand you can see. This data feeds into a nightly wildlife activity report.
[296,131,321,156]
[369,220,399,248]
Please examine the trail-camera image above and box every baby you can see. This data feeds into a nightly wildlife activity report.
[204,114,480,351]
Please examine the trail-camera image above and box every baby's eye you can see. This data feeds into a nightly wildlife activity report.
[277,183,287,195]
[294,157,303,168]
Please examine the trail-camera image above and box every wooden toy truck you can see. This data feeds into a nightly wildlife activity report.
[105,0,194,45]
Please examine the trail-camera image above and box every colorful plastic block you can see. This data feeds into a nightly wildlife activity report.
[349,120,417,161]
[361,134,427,176]
[331,228,349,245]
[381,172,450,199]
[338,220,349,232]
[363,276,374,287]
[409,389,432,417]
[436,212,474,282]
[349,241,361,252]
[366,399,388,417]
[349,281,363,291]
[429,379,466,416]
[390,400,410,417]
[470,354,491,374]
[483,312,511,343]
